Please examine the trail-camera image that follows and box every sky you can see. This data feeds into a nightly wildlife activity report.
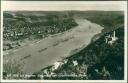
[1,1,127,11]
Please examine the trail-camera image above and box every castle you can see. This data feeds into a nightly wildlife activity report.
[105,31,118,45]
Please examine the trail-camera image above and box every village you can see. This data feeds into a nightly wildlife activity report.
[3,12,77,51]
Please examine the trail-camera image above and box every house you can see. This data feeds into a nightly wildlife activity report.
[73,60,78,66]
[52,61,63,70]
[52,59,68,71]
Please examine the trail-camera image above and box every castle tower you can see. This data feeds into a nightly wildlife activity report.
[105,37,108,43]
[113,31,116,38]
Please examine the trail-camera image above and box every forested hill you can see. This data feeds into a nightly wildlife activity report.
[67,26,124,80]
[72,11,124,33]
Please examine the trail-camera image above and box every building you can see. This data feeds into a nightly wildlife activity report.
[105,31,118,45]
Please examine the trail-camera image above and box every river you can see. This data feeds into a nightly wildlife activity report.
[3,19,103,74]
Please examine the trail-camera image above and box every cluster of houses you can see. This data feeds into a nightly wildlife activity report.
[41,59,79,76]
[3,23,73,41]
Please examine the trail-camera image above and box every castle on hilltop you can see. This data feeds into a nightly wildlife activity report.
[105,31,118,45]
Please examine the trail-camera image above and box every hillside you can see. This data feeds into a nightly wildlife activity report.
[72,11,124,32]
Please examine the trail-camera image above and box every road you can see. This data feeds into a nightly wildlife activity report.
[3,19,103,74]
